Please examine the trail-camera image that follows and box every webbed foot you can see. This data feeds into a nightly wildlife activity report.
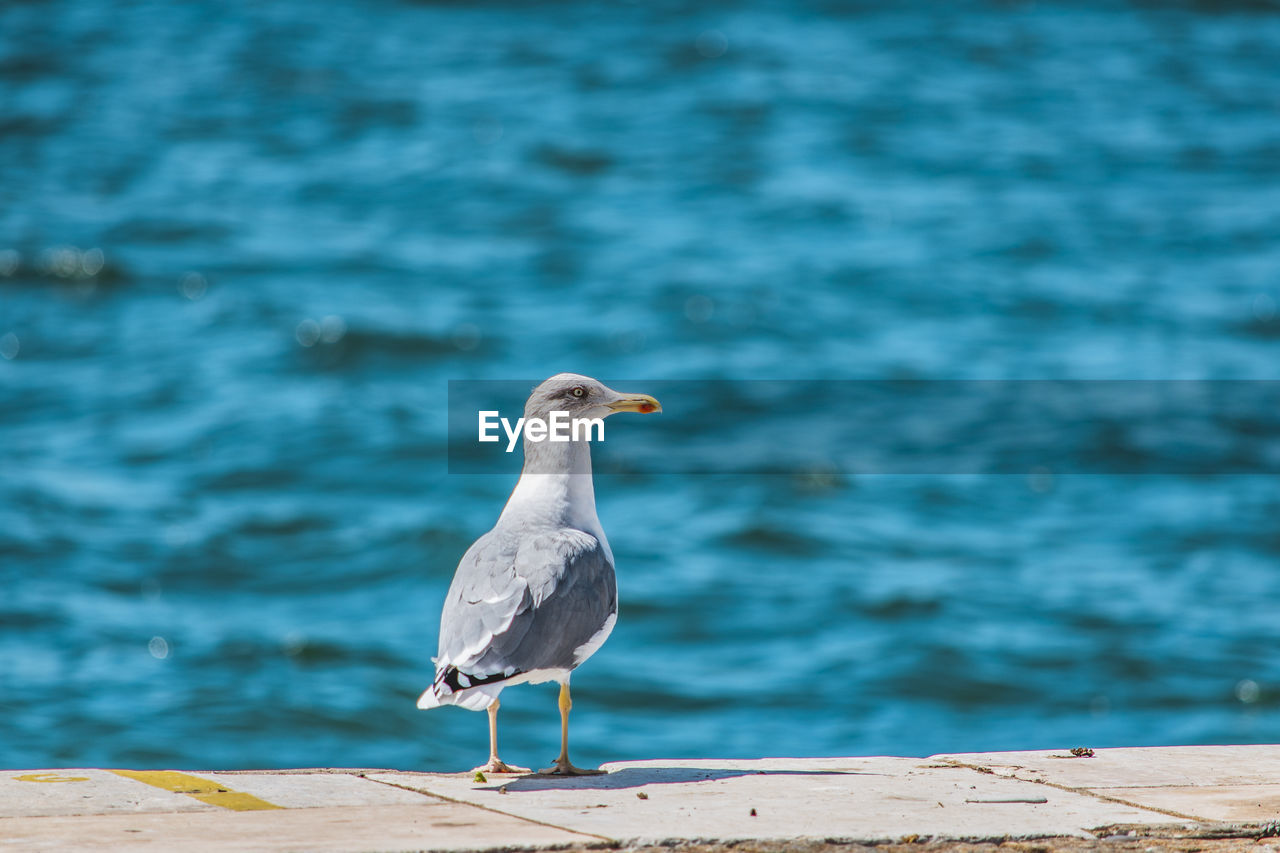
[537,759,606,776]
[472,759,530,774]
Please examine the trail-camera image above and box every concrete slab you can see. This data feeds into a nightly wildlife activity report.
[1,769,423,818]
[932,746,1280,823]
[933,746,1280,788]
[370,756,1190,844]
[0,770,214,818]
[5,748,1276,850]
[191,771,428,809]
[0,803,597,853]
[1087,784,1280,823]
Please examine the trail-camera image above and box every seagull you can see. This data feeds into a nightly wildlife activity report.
[418,373,661,776]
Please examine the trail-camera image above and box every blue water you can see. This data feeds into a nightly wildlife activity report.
[2,0,1279,771]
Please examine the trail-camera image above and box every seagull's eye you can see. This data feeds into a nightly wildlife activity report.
[570,386,586,398]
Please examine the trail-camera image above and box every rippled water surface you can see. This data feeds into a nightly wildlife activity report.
[2,0,1279,770]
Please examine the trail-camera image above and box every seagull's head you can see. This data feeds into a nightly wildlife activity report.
[525,373,662,422]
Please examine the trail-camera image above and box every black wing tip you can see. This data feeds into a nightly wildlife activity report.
[439,666,520,693]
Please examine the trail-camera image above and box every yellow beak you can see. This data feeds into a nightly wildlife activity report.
[605,393,662,415]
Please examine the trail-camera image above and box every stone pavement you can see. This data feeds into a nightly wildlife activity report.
[0,746,1276,851]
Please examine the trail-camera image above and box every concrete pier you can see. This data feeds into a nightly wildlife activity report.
[1,746,1277,851]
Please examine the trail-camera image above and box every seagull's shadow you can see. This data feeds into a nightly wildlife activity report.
[481,766,884,792]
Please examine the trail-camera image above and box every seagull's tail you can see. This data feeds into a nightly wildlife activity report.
[416,664,511,711]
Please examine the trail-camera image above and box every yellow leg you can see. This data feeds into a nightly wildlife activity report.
[556,684,571,764]
[538,683,605,776]
[470,700,529,775]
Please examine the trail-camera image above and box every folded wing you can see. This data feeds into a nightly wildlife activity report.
[419,526,617,710]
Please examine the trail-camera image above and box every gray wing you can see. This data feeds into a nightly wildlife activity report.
[437,525,617,680]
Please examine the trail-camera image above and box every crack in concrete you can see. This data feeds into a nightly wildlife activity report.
[363,773,617,847]
[937,760,1208,825]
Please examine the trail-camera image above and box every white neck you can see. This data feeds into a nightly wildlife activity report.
[498,439,609,558]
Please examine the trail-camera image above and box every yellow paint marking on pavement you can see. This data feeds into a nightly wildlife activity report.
[109,770,283,811]
[14,773,91,783]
